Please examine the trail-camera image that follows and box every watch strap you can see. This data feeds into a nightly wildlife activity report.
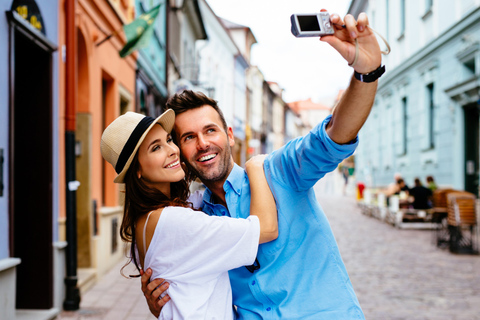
[354,65,385,83]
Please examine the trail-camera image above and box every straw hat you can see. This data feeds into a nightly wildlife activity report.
[101,109,175,183]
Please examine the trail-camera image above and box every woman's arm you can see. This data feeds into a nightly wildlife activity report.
[246,155,278,244]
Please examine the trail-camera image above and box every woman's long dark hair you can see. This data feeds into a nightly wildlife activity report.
[120,152,192,277]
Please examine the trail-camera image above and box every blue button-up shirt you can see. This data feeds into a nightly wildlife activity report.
[202,115,365,319]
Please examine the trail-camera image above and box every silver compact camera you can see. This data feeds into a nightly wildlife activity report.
[290,12,335,37]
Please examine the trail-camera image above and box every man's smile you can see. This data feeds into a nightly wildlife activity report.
[197,153,217,162]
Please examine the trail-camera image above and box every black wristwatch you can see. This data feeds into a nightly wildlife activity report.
[354,65,385,83]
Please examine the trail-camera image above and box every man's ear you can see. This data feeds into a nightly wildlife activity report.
[227,127,235,147]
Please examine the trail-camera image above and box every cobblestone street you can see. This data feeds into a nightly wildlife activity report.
[316,179,480,320]
[58,175,480,320]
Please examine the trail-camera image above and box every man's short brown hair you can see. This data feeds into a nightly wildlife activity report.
[166,90,228,132]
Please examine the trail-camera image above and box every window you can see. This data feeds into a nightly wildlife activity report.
[112,218,118,253]
[402,97,408,155]
[386,0,390,42]
[422,0,433,20]
[464,58,475,75]
[400,0,406,36]
[427,83,435,149]
[426,0,433,11]
[101,78,109,205]
[120,94,129,115]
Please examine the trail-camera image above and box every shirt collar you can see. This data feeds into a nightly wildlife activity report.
[223,163,244,196]
[202,163,244,206]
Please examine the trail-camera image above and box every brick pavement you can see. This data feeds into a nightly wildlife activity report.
[317,191,480,320]
[57,182,480,320]
[57,262,154,320]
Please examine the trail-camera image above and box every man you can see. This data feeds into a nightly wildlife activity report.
[409,178,433,209]
[141,12,381,319]
[396,178,410,195]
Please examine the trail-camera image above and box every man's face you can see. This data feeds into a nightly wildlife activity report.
[174,105,235,184]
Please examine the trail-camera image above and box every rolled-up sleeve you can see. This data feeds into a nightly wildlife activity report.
[265,115,358,191]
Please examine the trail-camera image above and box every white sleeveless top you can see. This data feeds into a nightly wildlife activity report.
[142,205,259,319]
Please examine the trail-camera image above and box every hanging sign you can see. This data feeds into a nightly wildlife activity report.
[11,0,45,35]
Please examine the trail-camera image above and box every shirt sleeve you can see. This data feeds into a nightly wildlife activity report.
[265,114,358,192]
[145,207,260,283]
[187,190,205,210]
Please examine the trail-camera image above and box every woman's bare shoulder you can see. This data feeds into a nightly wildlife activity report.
[135,208,165,258]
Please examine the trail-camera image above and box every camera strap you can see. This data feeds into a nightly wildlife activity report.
[348,26,391,68]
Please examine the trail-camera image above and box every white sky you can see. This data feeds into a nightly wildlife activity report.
[205,0,353,103]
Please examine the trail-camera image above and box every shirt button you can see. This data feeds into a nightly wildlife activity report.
[252,281,256,285]
[266,307,271,311]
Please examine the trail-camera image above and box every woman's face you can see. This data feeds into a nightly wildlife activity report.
[137,124,185,195]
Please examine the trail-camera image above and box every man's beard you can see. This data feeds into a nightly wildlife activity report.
[186,146,233,183]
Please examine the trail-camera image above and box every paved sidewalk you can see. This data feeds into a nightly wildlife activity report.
[316,192,480,320]
[57,262,153,320]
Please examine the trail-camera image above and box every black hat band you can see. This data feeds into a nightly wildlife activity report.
[115,116,155,174]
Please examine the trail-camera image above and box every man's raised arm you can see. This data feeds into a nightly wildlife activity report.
[320,12,382,144]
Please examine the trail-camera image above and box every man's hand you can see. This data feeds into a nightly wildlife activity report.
[319,11,382,144]
[140,268,170,318]
[320,12,382,74]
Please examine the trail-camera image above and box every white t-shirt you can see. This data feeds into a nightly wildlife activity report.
[188,190,204,209]
[143,206,260,320]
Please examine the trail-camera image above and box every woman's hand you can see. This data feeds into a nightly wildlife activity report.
[245,154,268,173]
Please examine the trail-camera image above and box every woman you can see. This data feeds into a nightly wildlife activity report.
[100,110,277,319]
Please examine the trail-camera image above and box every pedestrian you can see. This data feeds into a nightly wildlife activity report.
[100,110,278,319]
[342,165,350,195]
[141,10,382,319]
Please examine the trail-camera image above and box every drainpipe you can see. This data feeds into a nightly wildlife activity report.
[63,0,81,310]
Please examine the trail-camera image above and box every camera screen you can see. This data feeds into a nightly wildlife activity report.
[298,15,321,31]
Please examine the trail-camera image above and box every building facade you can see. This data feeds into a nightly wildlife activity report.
[57,0,137,313]
[195,0,246,164]
[287,98,331,141]
[135,0,169,117]
[246,66,265,158]
[168,0,207,94]
[268,82,287,151]
[350,0,480,196]
[0,0,61,318]
[0,1,296,318]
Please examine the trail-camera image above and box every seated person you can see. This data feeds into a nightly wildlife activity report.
[384,174,409,196]
[385,175,409,206]
[409,178,433,209]
[426,175,437,192]
[396,178,409,195]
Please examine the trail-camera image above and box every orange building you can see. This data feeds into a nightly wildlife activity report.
[58,0,137,298]
[287,98,332,133]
